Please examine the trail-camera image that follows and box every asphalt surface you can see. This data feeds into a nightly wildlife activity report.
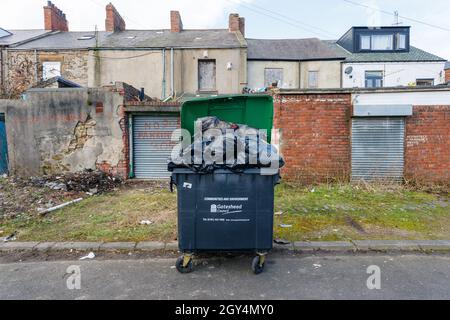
[0,252,449,300]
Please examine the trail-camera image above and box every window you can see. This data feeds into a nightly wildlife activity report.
[198,60,216,91]
[42,61,61,80]
[308,71,319,88]
[396,33,406,50]
[365,71,383,88]
[264,68,283,87]
[416,79,434,87]
[360,35,371,50]
[371,35,393,50]
[360,34,398,51]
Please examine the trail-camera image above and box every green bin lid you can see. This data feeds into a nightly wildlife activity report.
[181,95,274,143]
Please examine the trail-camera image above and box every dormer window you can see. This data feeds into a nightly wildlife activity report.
[338,27,410,53]
[360,34,394,51]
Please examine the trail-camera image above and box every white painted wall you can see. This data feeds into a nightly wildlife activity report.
[342,62,446,88]
[352,90,450,106]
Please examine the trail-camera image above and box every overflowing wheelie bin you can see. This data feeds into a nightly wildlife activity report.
[168,95,283,274]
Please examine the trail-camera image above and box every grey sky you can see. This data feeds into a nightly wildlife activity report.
[1,0,449,60]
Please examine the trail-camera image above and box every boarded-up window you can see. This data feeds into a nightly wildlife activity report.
[308,71,319,88]
[198,60,216,91]
[264,68,283,87]
[42,61,61,80]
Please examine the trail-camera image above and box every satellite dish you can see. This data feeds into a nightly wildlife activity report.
[345,66,353,75]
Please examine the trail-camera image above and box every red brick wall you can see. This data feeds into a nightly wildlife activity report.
[274,94,352,184]
[105,3,126,32]
[170,11,183,33]
[405,105,450,185]
[445,69,450,83]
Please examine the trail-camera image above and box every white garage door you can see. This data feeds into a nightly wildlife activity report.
[133,115,179,179]
[352,117,405,182]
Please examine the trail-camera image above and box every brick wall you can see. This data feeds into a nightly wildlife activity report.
[445,69,450,83]
[105,3,126,32]
[6,50,88,97]
[170,11,183,33]
[274,93,352,184]
[405,105,450,185]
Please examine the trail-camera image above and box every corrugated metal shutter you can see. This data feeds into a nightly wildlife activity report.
[133,115,179,179]
[352,117,405,181]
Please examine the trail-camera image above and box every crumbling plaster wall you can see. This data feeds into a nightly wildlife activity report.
[3,87,126,177]
[5,49,88,97]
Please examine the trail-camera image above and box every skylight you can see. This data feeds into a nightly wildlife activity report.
[77,35,95,40]
[0,28,12,39]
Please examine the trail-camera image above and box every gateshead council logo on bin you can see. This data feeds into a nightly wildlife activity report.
[210,204,243,215]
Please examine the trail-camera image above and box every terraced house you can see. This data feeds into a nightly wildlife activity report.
[1,2,247,99]
[332,26,447,88]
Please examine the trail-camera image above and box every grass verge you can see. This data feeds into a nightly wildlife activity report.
[1,182,448,243]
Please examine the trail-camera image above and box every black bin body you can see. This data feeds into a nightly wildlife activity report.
[172,168,280,252]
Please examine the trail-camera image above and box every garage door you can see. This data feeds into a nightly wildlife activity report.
[352,117,405,182]
[133,115,179,179]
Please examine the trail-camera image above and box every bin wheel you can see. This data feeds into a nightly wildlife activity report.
[176,255,194,274]
[252,255,266,275]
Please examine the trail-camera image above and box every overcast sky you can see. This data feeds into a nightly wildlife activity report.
[1,0,449,60]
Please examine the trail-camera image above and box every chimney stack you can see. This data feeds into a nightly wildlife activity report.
[105,2,126,32]
[170,11,183,33]
[229,13,245,37]
[44,1,69,32]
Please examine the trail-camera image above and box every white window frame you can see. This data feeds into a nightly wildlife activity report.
[42,61,61,80]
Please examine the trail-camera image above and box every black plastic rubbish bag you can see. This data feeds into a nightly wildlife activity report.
[168,116,284,173]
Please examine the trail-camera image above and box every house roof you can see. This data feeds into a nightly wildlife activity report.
[11,31,111,50]
[326,41,446,63]
[0,29,51,46]
[12,29,246,50]
[98,29,245,49]
[247,38,348,61]
[32,76,82,88]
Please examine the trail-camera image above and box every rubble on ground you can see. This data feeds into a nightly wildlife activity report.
[0,170,123,219]
[31,170,123,193]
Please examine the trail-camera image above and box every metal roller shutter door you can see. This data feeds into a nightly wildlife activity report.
[133,115,179,179]
[352,117,405,181]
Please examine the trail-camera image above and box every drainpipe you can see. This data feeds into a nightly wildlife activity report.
[161,48,166,100]
[34,50,38,84]
[170,47,174,98]
[0,49,4,95]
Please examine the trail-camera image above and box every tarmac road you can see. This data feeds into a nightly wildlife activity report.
[0,252,449,300]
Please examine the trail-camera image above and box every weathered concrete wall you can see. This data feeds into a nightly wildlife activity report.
[248,60,342,90]
[88,48,247,99]
[5,49,88,97]
[3,86,127,177]
[247,60,300,89]
[88,50,164,99]
[180,48,247,95]
[300,60,342,89]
